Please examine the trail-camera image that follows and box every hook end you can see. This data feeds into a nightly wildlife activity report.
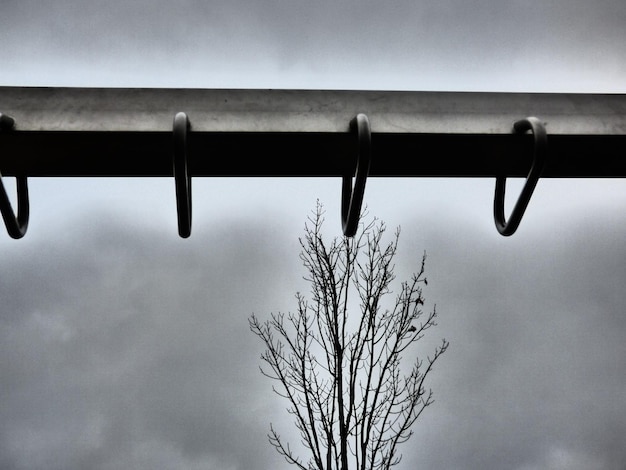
[342,113,371,237]
[173,112,192,238]
[494,116,548,237]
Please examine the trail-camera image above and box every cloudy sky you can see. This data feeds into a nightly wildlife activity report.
[1,1,626,469]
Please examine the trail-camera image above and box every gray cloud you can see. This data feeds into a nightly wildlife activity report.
[1,0,624,90]
[398,213,626,469]
[1,203,625,469]
[0,212,295,470]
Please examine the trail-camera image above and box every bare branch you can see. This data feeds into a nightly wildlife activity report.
[250,202,448,470]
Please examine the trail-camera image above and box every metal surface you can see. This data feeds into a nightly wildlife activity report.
[494,117,548,236]
[1,87,625,178]
[342,114,371,237]
[173,112,192,238]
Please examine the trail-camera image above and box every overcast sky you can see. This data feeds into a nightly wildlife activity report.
[1,1,626,470]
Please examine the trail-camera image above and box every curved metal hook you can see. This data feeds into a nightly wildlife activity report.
[173,112,192,238]
[342,113,372,237]
[494,116,547,236]
[0,113,29,239]
[0,174,29,240]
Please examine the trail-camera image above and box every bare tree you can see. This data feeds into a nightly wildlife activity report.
[249,203,449,470]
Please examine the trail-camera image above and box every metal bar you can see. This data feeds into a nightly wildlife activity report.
[1,87,625,177]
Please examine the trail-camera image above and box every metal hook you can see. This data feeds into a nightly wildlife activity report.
[494,116,547,236]
[173,112,192,238]
[342,113,372,237]
[0,113,29,239]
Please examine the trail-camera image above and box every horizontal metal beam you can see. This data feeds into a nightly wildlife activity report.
[1,87,625,177]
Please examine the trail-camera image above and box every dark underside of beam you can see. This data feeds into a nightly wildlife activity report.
[1,131,625,178]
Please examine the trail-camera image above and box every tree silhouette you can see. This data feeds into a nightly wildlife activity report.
[249,203,448,470]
